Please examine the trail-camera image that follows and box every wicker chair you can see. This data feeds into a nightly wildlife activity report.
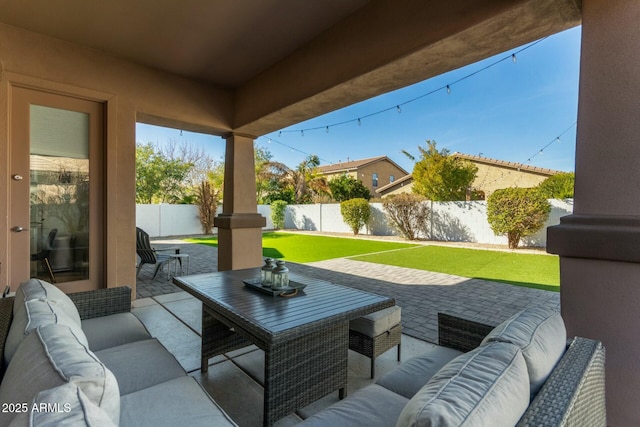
[135,227,174,278]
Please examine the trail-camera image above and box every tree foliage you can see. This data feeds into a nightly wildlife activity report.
[135,143,193,204]
[537,172,575,199]
[257,155,329,204]
[270,200,287,229]
[340,198,371,235]
[487,187,551,249]
[409,140,478,201]
[328,174,371,202]
[382,193,429,240]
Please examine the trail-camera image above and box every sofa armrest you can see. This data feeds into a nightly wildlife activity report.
[517,337,606,426]
[437,312,495,352]
[68,286,132,320]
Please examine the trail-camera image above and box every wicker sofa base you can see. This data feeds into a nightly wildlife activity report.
[349,323,402,378]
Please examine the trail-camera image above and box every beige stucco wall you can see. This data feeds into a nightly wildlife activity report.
[472,163,552,197]
[322,160,407,197]
[0,24,234,292]
[556,0,640,424]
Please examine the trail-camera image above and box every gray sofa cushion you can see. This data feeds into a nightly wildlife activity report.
[396,342,529,427]
[376,345,463,399]
[96,338,187,395]
[5,281,87,365]
[350,305,402,337]
[298,384,410,427]
[15,279,82,325]
[81,312,151,352]
[120,376,237,427]
[481,305,566,396]
[8,383,117,427]
[0,324,120,426]
[5,299,89,365]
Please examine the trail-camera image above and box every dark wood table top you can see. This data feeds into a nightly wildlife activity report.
[173,267,395,344]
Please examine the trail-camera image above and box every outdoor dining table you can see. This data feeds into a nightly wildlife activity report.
[173,267,395,426]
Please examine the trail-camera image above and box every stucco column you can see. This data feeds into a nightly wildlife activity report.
[214,133,265,271]
[547,0,640,425]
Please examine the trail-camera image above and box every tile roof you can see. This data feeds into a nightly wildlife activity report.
[317,155,408,175]
[452,152,563,176]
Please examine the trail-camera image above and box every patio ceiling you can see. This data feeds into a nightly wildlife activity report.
[0,0,581,136]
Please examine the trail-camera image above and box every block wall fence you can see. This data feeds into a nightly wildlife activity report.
[136,200,573,248]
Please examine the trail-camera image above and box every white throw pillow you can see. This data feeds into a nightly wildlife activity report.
[396,342,529,427]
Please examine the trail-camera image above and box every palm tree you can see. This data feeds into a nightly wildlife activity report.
[258,155,330,204]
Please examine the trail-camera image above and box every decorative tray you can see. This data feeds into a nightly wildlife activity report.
[243,278,307,296]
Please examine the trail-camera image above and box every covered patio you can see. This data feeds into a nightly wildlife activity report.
[1,0,640,424]
[134,238,560,425]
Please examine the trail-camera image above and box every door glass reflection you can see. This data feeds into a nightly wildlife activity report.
[29,105,90,283]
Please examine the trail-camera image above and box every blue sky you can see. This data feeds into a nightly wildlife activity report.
[137,26,581,174]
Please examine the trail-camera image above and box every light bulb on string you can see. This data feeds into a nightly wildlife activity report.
[357,118,361,126]
[278,131,282,137]
[325,126,329,133]
[446,85,451,94]
[512,54,517,63]
[180,130,183,136]
[396,105,401,114]
[301,130,304,137]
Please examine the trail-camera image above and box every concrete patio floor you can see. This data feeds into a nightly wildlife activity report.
[131,291,440,426]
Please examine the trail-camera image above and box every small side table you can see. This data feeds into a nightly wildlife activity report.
[169,253,190,278]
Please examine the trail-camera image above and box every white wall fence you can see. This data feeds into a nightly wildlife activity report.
[137,199,573,247]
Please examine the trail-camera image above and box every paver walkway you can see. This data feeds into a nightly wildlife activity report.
[137,237,560,344]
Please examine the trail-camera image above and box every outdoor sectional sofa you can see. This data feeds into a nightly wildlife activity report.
[0,279,237,426]
[300,305,606,426]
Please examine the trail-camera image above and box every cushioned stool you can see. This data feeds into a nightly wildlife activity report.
[349,305,402,378]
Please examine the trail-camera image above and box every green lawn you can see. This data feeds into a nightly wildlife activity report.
[186,232,559,291]
[186,232,417,263]
[352,246,559,291]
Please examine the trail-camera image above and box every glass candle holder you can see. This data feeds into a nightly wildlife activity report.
[261,258,275,287]
[271,260,289,290]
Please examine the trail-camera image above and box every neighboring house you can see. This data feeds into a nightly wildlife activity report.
[376,152,563,199]
[316,156,409,197]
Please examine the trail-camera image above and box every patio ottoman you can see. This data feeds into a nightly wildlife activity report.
[349,305,402,378]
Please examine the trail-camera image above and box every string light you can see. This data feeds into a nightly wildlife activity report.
[276,37,547,137]
[256,135,333,164]
[478,122,577,187]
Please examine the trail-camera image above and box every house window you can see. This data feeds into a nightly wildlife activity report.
[372,173,378,187]
[390,175,395,183]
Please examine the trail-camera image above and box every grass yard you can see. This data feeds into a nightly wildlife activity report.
[352,246,559,291]
[187,232,559,291]
[186,232,417,263]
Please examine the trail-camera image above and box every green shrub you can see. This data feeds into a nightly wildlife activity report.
[270,200,287,229]
[340,198,371,235]
[487,187,551,249]
[382,193,429,240]
[537,172,575,199]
